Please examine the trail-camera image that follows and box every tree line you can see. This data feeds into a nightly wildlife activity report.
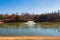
[0,11,60,23]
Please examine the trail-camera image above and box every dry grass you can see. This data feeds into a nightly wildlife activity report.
[0,36,60,40]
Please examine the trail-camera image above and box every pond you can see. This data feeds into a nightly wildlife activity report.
[0,22,60,36]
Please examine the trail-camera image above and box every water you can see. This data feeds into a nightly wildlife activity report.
[0,22,60,36]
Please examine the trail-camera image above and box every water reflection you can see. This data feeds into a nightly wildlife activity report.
[38,22,60,32]
[0,22,60,30]
[0,22,60,36]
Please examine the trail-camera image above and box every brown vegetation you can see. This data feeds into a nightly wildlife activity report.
[0,11,60,23]
[0,36,60,40]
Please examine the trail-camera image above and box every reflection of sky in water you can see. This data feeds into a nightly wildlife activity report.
[0,22,60,36]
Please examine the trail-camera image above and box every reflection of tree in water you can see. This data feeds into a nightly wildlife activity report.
[38,22,60,32]
[0,22,38,30]
[19,23,39,29]
[20,24,37,29]
[0,22,60,32]
[33,24,37,29]
[0,22,21,30]
[19,24,29,29]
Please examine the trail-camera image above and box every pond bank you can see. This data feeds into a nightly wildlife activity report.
[0,36,60,40]
[0,19,60,24]
[0,20,4,24]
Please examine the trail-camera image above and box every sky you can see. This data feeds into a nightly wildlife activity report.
[0,0,60,14]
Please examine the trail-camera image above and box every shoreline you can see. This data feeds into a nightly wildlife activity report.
[0,36,60,40]
[0,21,60,24]
[0,21,4,24]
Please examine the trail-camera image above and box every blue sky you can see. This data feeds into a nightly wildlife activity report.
[0,0,60,14]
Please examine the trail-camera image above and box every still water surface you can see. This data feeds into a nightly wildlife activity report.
[0,22,60,36]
